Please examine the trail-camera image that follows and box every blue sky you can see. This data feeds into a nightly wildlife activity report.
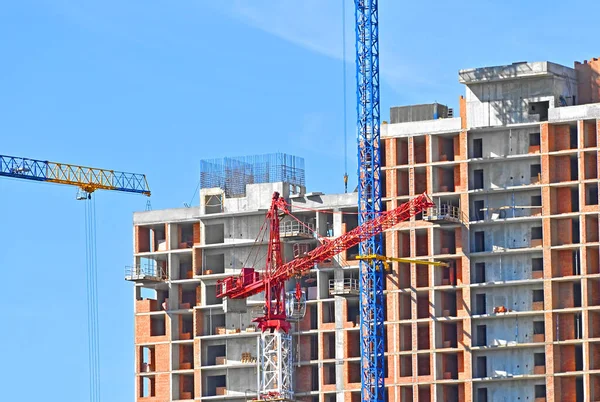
[0,1,599,401]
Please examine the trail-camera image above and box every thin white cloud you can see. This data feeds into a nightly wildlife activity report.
[210,1,438,94]
[48,0,445,99]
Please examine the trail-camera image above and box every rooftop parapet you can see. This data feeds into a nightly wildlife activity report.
[459,61,577,84]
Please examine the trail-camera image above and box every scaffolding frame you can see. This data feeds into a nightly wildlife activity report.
[200,153,305,197]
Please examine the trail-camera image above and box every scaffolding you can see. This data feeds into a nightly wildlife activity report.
[200,153,305,197]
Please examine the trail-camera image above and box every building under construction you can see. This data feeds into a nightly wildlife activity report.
[128,57,600,402]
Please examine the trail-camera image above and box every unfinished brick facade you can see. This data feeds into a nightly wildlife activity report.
[128,58,600,402]
[128,182,371,402]
[381,58,600,401]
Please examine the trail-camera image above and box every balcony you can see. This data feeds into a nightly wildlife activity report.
[329,278,359,296]
[125,265,167,283]
[279,221,315,239]
[423,204,462,224]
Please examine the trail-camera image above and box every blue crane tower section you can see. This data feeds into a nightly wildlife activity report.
[355,1,385,401]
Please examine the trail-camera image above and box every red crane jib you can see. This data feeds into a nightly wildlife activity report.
[215,193,434,301]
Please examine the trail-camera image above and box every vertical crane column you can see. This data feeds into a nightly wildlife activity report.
[355,1,385,402]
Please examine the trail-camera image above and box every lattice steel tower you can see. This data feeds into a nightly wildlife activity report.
[355,1,385,401]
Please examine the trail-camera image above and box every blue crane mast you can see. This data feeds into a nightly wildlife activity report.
[354,1,385,401]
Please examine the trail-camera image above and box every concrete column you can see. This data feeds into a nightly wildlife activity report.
[335,296,345,402]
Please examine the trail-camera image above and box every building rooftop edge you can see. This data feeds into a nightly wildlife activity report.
[133,186,358,225]
[382,117,462,138]
[458,60,577,84]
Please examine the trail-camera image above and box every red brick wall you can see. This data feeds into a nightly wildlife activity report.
[558,282,575,309]
[552,250,573,277]
[548,125,571,152]
[137,373,170,401]
[418,385,431,402]
[588,248,600,274]
[455,257,465,285]
[194,310,203,337]
[557,345,576,372]
[459,96,467,130]
[558,313,576,340]
[135,226,150,253]
[296,365,313,392]
[193,339,201,368]
[398,171,409,196]
[400,325,412,351]
[585,121,598,147]
[194,369,201,399]
[322,332,335,359]
[416,265,429,288]
[417,295,430,320]
[591,343,600,370]
[400,233,410,257]
[557,376,577,402]
[347,331,360,357]
[541,123,550,154]
[454,228,463,254]
[586,217,599,243]
[297,335,312,361]
[417,355,431,376]
[592,375,600,401]
[415,232,428,256]
[385,138,395,167]
[437,167,446,192]
[591,282,600,306]
[193,222,201,244]
[551,187,572,214]
[347,362,361,385]
[549,155,572,183]
[453,165,464,191]
[417,324,430,350]
[585,152,598,179]
[575,58,600,104]
[193,248,202,275]
[386,170,396,198]
[414,138,427,164]
[552,219,573,246]
[136,299,157,313]
[414,171,427,194]
[135,313,169,344]
[155,344,170,372]
[399,140,409,165]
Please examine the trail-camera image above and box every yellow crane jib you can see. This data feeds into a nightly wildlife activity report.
[357,254,449,273]
[0,154,150,196]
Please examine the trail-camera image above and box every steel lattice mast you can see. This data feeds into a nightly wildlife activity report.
[0,154,150,195]
[355,1,384,401]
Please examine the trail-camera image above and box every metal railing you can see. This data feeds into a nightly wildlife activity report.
[471,206,543,222]
[329,278,359,295]
[279,221,315,237]
[423,204,462,223]
[125,265,167,281]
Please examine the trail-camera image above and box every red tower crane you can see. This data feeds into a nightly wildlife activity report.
[216,191,434,401]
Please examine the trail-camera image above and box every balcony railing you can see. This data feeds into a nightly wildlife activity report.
[329,278,359,296]
[423,204,462,224]
[279,221,315,238]
[125,265,167,282]
[471,206,542,222]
